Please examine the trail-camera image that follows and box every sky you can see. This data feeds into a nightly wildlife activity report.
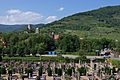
[0,0,120,25]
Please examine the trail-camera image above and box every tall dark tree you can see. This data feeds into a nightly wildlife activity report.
[77,67,87,76]
[38,66,43,76]
[47,67,52,76]
[58,34,80,52]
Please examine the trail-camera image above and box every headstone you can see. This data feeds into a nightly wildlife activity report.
[62,71,65,80]
[29,73,31,78]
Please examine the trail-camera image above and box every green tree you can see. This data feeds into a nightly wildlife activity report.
[58,34,80,52]
[16,47,24,56]
[100,38,111,49]
[2,48,10,55]
[35,43,47,54]
[9,34,19,46]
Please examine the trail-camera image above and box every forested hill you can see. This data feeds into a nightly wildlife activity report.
[43,5,120,31]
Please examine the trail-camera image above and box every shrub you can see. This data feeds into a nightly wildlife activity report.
[66,68,72,76]
[8,68,12,76]
[27,68,33,77]
[47,67,52,76]
[77,67,87,76]
[57,68,62,76]
[55,68,58,74]
[0,56,2,62]
[0,67,6,74]
[38,66,43,76]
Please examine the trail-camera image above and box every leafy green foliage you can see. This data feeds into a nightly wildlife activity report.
[66,68,72,76]
[0,66,6,74]
[58,34,80,52]
[105,67,111,75]
[77,67,87,76]
[38,66,43,76]
[0,56,2,62]
[0,32,120,56]
[0,33,55,56]
[47,67,52,76]
[57,68,62,76]
[27,68,33,77]
[112,60,120,68]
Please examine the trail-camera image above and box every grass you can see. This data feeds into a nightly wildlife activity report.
[112,59,120,68]
[3,56,69,62]
[65,52,96,56]
[3,56,117,64]
[2,56,89,63]
[2,52,96,62]
[3,56,40,61]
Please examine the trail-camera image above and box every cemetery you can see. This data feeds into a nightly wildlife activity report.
[0,56,120,80]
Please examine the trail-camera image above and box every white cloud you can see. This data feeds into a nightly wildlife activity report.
[0,9,58,25]
[7,9,21,14]
[45,16,58,23]
[58,7,64,11]
[0,9,44,25]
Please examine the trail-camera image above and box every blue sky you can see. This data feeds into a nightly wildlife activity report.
[0,0,120,25]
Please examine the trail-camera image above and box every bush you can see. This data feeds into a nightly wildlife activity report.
[75,56,90,63]
[38,67,43,76]
[55,68,58,74]
[65,57,71,63]
[47,67,52,76]
[93,58,105,63]
[0,56,2,62]
[71,67,75,73]
[57,68,62,76]
[8,68,12,76]
[105,67,111,75]
[66,68,72,76]
[0,67,6,74]
[77,67,87,76]
[27,68,33,77]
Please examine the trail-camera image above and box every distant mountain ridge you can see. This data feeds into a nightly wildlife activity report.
[0,24,44,32]
[0,24,25,32]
